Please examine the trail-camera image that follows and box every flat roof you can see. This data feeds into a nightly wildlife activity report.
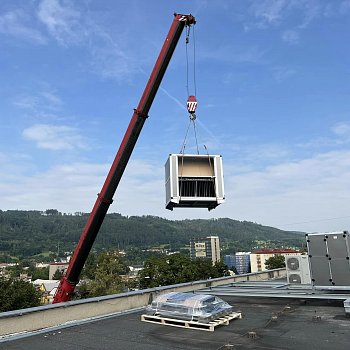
[1,296,349,349]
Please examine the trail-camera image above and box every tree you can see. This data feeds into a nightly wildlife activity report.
[81,251,98,280]
[0,277,41,312]
[213,261,230,277]
[52,268,64,280]
[265,255,286,270]
[45,209,60,216]
[139,254,229,289]
[31,267,49,280]
[77,251,128,298]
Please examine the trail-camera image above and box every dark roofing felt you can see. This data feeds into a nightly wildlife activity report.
[1,297,349,350]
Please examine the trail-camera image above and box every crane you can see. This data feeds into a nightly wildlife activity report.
[53,13,196,303]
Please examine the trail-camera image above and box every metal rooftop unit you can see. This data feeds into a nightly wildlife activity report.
[165,154,225,211]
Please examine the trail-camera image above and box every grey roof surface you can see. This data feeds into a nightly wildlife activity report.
[1,297,349,350]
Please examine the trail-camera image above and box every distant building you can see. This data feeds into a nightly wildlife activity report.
[33,279,60,304]
[224,255,235,269]
[250,249,300,272]
[235,252,251,274]
[224,252,251,274]
[49,262,69,280]
[35,262,49,268]
[19,273,32,282]
[190,236,220,264]
[0,263,17,278]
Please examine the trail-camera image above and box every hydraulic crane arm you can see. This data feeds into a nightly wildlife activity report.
[53,13,196,303]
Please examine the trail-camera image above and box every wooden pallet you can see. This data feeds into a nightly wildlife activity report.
[141,312,242,332]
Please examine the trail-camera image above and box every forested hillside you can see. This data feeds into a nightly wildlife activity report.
[0,210,304,260]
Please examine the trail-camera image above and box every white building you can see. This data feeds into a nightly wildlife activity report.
[250,249,301,272]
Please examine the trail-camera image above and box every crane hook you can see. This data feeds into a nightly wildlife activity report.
[187,95,197,117]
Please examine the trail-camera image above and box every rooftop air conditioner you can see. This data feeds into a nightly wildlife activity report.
[286,255,311,285]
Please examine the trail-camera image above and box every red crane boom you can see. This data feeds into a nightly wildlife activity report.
[53,13,196,303]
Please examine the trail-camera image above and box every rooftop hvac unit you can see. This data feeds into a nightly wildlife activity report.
[306,231,350,288]
[285,255,311,285]
[165,154,225,211]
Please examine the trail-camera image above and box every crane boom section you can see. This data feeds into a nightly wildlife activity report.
[53,14,196,303]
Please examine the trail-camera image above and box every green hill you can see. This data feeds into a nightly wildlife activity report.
[0,210,304,260]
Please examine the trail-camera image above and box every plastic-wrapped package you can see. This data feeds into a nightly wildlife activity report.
[145,292,233,323]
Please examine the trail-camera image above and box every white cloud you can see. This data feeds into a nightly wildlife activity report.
[0,152,33,184]
[299,121,350,148]
[0,159,164,215]
[37,0,82,46]
[296,0,322,28]
[0,161,106,212]
[251,0,288,24]
[281,30,300,44]
[243,143,291,163]
[272,66,297,81]
[250,0,322,29]
[0,9,46,44]
[340,0,350,14]
[87,30,138,80]
[36,0,139,80]
[332,122,350,142]
[0,1,138,81]
[1,146,350,233]
[40,91,63,106]
[23,124,88,151]
[13,95,40,110]
[222,150,350,232]
[200,45,266,65]
[14,90,62,112]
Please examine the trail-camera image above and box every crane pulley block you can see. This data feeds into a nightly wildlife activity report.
[187,95,197,115]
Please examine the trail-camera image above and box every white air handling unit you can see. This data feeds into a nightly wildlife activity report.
[165,154,225,211]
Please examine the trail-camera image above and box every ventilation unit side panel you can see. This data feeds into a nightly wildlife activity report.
[308,235,328,257]
[165,157,171,207]
[309,256,332,286]
[171,155,179,200]
[346,233,350,257]
[214,156,225,200]
[329,259,350,286]
[326,234,349,258]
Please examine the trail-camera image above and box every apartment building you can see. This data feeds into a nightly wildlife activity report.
[250,249,301,272]
[190,236,220,265]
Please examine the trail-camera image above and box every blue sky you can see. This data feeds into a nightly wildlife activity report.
[1,0,350,233]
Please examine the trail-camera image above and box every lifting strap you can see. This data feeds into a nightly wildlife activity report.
[180,25,199,155]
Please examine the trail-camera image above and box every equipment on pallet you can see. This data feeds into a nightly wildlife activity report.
[141,312,242,332]
[145,292,234,323]
[53,13,196,303]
